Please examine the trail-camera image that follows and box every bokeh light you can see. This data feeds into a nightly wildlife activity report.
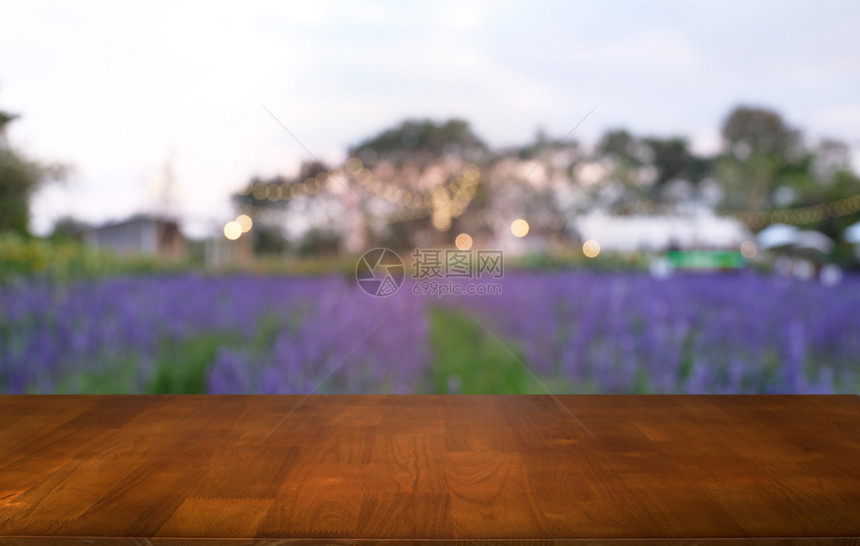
[223,221,242,240]
[740,240,758,259]
[432,212,451,231]
[455,233,473,250]
[511,219,529,238]
[583,240,600,258]
[345,157,363,173]
[235,214,253,233]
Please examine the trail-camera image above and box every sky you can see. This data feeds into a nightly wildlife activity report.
[2,0,859,237]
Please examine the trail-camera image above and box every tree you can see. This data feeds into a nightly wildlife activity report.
[348,118,490,247]
[232,160,344,256]
[0,104,67,235]
[516,127,581,161]
[0,109,18,135]
[814,138,852,183]
[297,228,339,257]
[786,139,860,243]
[350,118,489,168]
[597,129,639,163]
[640,136,709,190]
[716,105,810,213]
[589,129,651,209]
[50,216,92,241]
[253,223,290,256]
[722,106,801,159]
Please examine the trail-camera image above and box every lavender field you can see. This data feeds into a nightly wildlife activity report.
[1,272,858,395]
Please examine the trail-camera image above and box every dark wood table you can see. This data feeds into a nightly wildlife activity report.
[0,395,858,544]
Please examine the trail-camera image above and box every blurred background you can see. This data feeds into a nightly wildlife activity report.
[2,0,859,395]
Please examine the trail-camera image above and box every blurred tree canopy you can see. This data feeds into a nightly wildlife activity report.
[348,119,490,247]
[716,105,810,213]
[350,118,489,168]
[582,106,859,240]
[49,216,92,241]
[641,136,710,190]
[230,107,860,256]
[722,106,802,159]
[0,104,67,236]
[712,105,860,240]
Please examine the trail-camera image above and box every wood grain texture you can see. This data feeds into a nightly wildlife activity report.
[0,395,858,545]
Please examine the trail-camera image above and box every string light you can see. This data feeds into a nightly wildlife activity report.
[243,151,860,232]
[232,158,477,226]
[345,157,363,174]
[606,192,860,227]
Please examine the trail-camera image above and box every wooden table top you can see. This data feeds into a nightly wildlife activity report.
[0,395,858,545]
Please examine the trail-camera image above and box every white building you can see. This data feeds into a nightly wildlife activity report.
[84,214,186,259]
[574,210,751,252]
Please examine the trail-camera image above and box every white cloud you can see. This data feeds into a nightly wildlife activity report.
[565,27,701,69]
[807,104,860,142]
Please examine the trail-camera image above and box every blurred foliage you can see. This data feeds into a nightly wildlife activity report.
[0,104,68,236]
[226,108,860,262]
[297,228,339,257]
[350,118,489,167]
[507,248,651,271]
[641,136,711,191]
[253,223,290,256]
[147,334,234,394]
[146,313,286,395]
[716,105,820,214]
[587,106,860,244]
[233,161,330,211]
[516,128,579,160]
[0,232,182,284]
[249,253,359,278]
[48,216,92,241]
[3,102,860,274]
[722,106,801,158]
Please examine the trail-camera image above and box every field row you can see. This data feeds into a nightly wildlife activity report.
[1,273,857,394]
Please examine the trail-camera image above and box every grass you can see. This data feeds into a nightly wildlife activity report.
[48,307,584,394]
[54,358,143,394]
[147,333,234,394]
[425,306,547,394]
[147,312,287,394]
